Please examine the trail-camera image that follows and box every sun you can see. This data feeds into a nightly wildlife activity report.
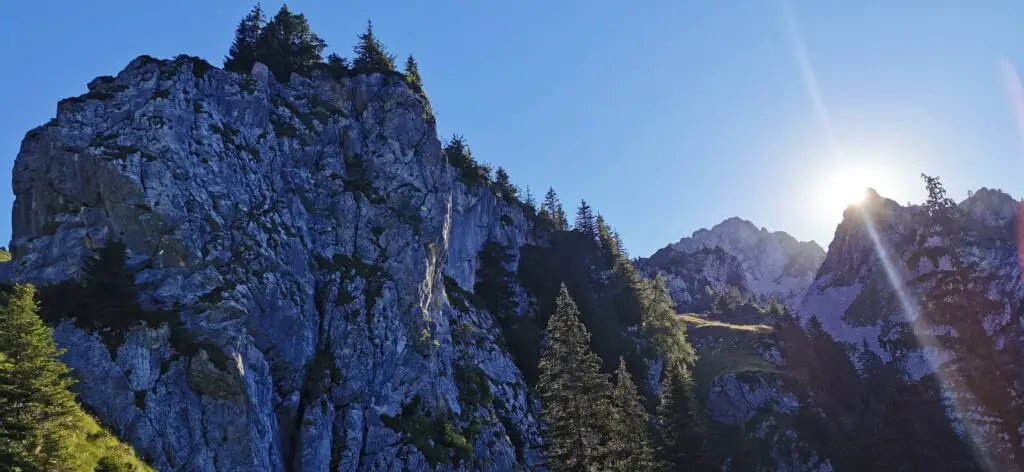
[821,164,876,210]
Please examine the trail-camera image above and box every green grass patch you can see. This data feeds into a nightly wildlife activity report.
[67,412,153,471]
[679,313,773,334]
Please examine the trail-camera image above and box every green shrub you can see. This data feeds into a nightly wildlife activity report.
[380,395,476,467]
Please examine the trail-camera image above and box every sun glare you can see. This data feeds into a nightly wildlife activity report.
[821,164,876,211]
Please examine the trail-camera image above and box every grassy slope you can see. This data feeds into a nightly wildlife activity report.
[68,412,153,471]
[682,312,792,468]
[681,313,781,400]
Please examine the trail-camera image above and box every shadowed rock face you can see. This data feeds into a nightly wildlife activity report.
[7,56,542,471]
[799,189,1021,360]
[799,189,1024,462]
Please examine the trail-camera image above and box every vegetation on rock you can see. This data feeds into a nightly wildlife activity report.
[0,284,150,471]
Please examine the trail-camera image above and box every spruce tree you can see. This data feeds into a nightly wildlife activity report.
[523,186,537,211]
[611,229,627,258]
[325,53,349,79]
[404,55,423,92]
[538,284,614,471]
[444,135,473,169]
[608,357,657,470]
[224,4,266,73]
[80,241,143,334]
[641,275,696,369]
[253,5,326,81]
[353,20,396,72]
[493,167,518,200]
[656,362,707,471]
[574,199,596,239]
[596,214,619,264]
[541,187,568,231]
[0,284,79,471]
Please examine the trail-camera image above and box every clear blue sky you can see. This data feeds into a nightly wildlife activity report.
[3,1,1024,256]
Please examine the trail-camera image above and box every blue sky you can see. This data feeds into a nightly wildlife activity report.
[3,1,1024,256]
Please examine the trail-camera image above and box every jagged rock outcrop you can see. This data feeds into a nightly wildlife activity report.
[6,55,543,471]
[640,217,825,311]
[638,246,747,312]
[799,188,1022,360]
[799,188,1024,462]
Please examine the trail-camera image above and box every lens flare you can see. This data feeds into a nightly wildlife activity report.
[782,0,1003,468]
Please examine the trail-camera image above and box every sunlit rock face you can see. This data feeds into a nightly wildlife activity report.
[639,217,825,311]
[6,56,543,471]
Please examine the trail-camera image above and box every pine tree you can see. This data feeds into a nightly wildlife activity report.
[444,135,473,168]
[611,229,627,259]
[608,357,657,470]
[404,55,423,92]
[0,284,79,471]
[855,338,883,380]
[656,362,707,471]
[325,53,349,79]
[538,284,614,471]
[596,214,619,264]
[641,274,696,369]
[80,241,143,334]
[541,187,568,231]
[353,20,396,72]
[253,5,326,81]
[224,4,266,74]
[574,199,596,239]
[493,167,518,200]
[523,186,537,211]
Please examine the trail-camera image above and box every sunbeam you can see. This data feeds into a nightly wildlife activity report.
[779,0,1002,469]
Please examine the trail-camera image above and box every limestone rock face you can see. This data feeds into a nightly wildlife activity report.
[639,217,825,311]
[7,56,542,471]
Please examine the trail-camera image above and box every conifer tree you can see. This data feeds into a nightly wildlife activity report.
[523,186,537,211]
[538,284,614,471]
[353,20,396,72]
[325,53,349,78]
[493,167,518,200]
[253,5,326,81]
[608,357,657,470]
[541,187,568,231]
[611,229,627,258]
[80,241,143,333]
[404,55,423,92]
[596,214,619,264]
[656,362,707,471]
[0,284,79,471]
[444,135,473,168]
[855,338,883,379]
[574,199,596,239]
[224,4,266,73]
[641,275,696,369]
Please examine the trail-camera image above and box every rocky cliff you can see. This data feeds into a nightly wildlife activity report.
[6,55,544,471]
[639,217,825,311]
[798,188,1024,465]
[799,188,1019,364]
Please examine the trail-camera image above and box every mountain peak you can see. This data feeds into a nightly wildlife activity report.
[649,217,826,306]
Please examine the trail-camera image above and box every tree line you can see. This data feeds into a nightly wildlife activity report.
[538,283,708,471]
[223,4,422,91]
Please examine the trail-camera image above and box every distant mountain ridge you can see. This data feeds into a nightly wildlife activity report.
[639,217,826,310]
